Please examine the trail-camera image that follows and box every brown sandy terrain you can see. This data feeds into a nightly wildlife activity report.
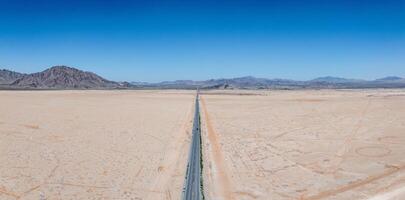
[0,90,195,200]
[201,89,405,200]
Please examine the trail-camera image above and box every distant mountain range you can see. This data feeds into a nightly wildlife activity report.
[135,75,405,89]
[1,66,405,89]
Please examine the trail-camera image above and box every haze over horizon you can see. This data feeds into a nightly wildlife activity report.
[1,0,404,82]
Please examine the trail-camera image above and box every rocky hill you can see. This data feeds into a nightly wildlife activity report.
[0,69,25,84]
[9,66,119,89]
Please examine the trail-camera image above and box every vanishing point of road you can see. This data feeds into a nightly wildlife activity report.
[182,91,203,200]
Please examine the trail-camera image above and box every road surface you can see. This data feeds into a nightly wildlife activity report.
[182,92,202,200]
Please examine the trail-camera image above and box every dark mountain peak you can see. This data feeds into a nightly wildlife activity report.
[0,68,23,75]
[11,66,119,89]
[47,65,79,72]
[43,66,94,76]
[1,69,13,72]
[1,68,18,73]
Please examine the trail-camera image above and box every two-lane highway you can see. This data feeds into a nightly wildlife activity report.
[182,92,202,200]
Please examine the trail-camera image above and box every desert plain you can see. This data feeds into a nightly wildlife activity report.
[1,89,405,200]
[0,90,195,200]
[200,89,405,200]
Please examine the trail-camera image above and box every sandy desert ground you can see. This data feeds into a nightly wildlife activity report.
[200,89,405,200]
[0,90,195,200]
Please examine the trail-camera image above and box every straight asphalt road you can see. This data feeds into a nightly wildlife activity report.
[182,92,202,200]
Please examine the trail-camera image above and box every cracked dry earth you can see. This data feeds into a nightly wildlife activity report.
[0,90,194,200]
[201,89,405,200]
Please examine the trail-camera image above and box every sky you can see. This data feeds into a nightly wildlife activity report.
[0,0,404,82]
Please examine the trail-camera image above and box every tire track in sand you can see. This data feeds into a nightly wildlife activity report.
[146,98,194,200]
[302,164,405,200]
[200,96,233,200]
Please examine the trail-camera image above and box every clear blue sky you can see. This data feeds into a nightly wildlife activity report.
[0,0,404,82]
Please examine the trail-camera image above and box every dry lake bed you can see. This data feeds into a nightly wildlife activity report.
[200,89,405,200]
[1,89,405,200]
[0,90,195,200]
